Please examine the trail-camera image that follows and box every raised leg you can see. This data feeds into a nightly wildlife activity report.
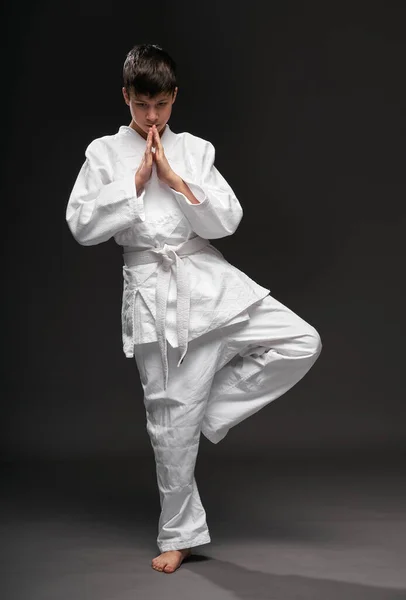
[201,294,322,444]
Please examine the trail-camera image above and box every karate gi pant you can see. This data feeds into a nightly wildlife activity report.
[133,293,322,553]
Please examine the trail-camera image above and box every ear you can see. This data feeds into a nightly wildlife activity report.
[122,87,130,105]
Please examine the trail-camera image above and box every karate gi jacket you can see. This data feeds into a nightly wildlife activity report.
[66,123,270,387]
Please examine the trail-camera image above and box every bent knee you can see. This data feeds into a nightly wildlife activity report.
[304,326,322,357]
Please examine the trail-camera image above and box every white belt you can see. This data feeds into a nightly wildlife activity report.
[123,236,211,390]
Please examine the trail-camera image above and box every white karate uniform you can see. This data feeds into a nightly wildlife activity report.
[66,122,322,552]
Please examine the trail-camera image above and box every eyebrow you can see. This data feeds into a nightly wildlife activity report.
[134,98,169,102]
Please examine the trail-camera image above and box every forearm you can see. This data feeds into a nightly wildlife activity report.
[169,175,200,204]
[135,173,145,198]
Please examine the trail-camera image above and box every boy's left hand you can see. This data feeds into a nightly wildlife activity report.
[152,125,180,187]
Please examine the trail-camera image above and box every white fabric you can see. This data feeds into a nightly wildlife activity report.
[66,123,270,364]
[123,236,212,390]
[133,293,322,552]
[65,122,323,554]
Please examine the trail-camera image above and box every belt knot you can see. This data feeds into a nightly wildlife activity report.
[123,236,212,391]
[155,243,179,271]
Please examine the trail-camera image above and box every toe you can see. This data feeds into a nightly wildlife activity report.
[164,564,175,573]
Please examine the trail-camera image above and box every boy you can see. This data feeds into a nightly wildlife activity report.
[66,43,322,574]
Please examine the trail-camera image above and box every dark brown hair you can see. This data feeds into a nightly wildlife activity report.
[123,43,177,99]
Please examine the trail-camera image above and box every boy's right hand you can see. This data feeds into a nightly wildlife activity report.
[135,128,154,194]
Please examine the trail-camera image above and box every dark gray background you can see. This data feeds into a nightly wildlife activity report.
[2,1,405,461]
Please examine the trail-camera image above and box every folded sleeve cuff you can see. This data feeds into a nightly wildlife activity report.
[171,179,208,206]
[120,173,146,222]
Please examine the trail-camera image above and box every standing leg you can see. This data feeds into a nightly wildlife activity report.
[201,294,322,444]
[133,328,225,570]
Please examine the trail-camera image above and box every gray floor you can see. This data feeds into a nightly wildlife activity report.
[1,452,405,599]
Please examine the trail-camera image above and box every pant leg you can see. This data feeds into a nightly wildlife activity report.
[201,294,322,444]
[133,327,227,552]
[133,292,322,550]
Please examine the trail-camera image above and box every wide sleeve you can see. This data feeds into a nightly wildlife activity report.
[170,139,243,239]
[66,139,146,246]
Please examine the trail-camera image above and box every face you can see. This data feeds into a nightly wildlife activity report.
[122,86,178,140]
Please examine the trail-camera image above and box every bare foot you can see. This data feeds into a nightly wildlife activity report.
[151,548,192,573]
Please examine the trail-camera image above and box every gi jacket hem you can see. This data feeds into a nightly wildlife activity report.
[121,243,271,358]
